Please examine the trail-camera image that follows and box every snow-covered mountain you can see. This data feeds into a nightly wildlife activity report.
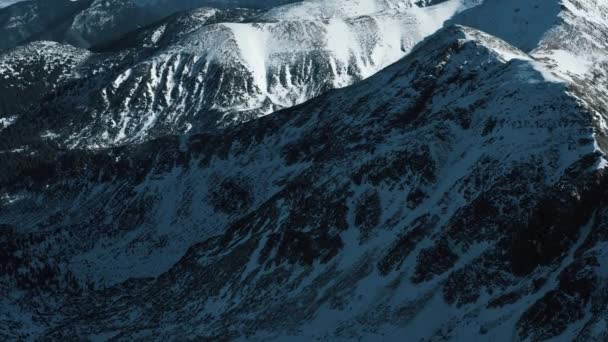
[0,0,476,148]
[0,0,314,52]
[1,0,608,341]
[135,0,302,13]
[450,0,608,77]
[0,0,93,50]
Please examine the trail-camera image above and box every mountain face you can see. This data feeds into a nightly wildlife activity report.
[0,0,93,50]
[0,0,301,51]
[2,0,608,341]
[0,0,475,149]
[0,0,152,50]
[0,41,90,115]
[135,0,302,13]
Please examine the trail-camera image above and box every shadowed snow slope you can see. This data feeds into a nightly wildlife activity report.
[2,24,608,340]
[2,0,608,341]
[449,0,608,79]
[0,0,93,50]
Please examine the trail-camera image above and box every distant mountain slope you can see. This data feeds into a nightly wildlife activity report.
[0,0,23,8]
[136,0,301,13]
[258,0,426,19]
[0,0,300,51]
[0,0,475,149]
[0,0,93,50]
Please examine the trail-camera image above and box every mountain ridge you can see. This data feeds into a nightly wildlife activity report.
[0,0,477,149]
[2,0,608,340]
[2,22,608,340]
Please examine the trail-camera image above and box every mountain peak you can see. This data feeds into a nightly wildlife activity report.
[448,0,562,52]
[449,0,608,79]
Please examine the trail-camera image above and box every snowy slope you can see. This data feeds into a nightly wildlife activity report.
[449,0,608,78]
[2,0,608,340]
[0,6,261,149]
[448,0,608,148]
[63,0,156,48]
[0,0,162,50]
[77,0,474,145]
[258,0,423,20]
[0,0,273,51]
[135,0,301,13]
[0,41,90,116]
[2,22,608,340]
[0,0,93,50]
[0,0,478,149]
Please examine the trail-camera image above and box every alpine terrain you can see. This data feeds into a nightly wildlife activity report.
[1,0,608,341]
